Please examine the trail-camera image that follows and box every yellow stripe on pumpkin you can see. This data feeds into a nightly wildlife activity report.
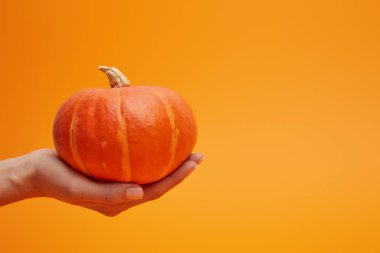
[155,92,180,177]
[70,93,87,172]
[116,89,132,181]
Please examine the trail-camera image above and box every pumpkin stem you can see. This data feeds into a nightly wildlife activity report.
[98,66,131,88]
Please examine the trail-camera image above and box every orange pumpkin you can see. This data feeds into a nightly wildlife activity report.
[53,66,197,184]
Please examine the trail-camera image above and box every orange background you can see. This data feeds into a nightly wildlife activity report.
[1,0,380,252]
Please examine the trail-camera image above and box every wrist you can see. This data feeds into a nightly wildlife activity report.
[0,153,37,205]
[10,155,38,198]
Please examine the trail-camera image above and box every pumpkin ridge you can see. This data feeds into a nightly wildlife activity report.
[155,92,180,178]
[69,92,88,172]
[116,89,131,181]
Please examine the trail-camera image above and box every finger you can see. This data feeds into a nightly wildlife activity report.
[68,178,144,204]
[143,160,199,201]
[187,152,204,165]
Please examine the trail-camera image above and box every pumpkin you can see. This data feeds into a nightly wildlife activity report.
[53,66,197,184]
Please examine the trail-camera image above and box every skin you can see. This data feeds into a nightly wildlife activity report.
[0,149,204,217]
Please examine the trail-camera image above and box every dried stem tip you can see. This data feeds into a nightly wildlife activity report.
[98,66,130,88]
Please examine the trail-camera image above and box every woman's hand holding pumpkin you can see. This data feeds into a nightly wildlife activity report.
[0,149,204,216]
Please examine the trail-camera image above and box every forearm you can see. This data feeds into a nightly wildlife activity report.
[0,155,35,206]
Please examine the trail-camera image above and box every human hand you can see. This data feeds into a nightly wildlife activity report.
[0,149,204,216]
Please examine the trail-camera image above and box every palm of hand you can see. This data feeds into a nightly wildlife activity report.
[30,149,203,217]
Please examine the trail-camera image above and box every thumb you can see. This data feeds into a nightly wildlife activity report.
[70,179,144,204]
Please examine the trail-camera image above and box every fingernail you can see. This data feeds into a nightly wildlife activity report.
[187,161,198,171]
[198,154,205,163]
[193,153,204,164]
[126,187,144,200]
